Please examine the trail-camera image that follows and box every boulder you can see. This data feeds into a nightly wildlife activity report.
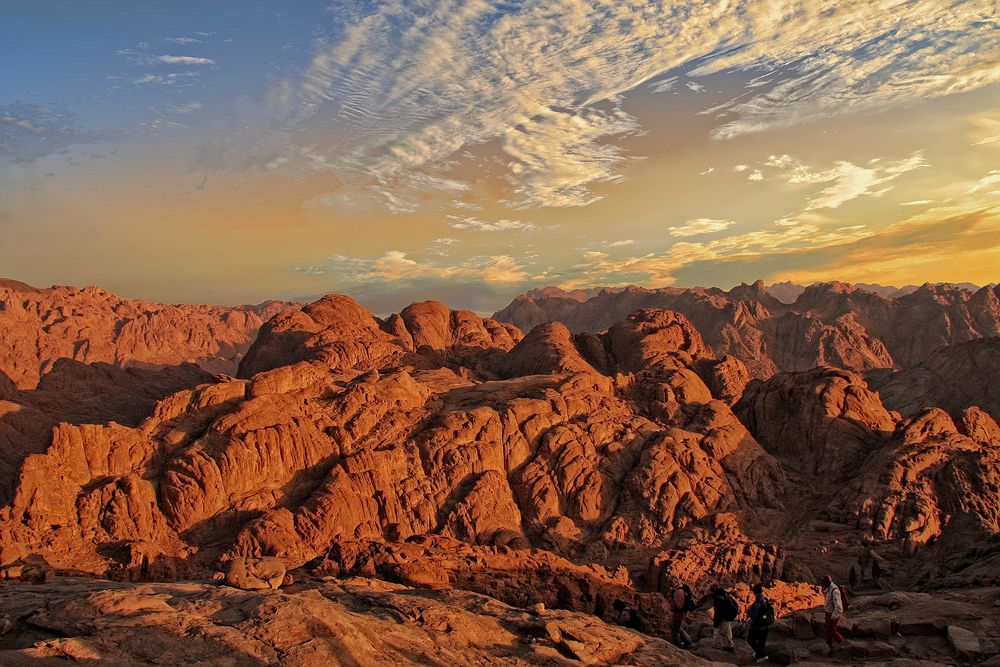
[225,557,287,590]
[946,625,982,661]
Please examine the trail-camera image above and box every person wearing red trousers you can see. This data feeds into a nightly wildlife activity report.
[822,575,845,655]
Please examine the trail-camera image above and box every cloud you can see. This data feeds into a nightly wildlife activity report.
[558,211,916,288]
[428,237,459,256]
[757,209,1000,286]
[649,76,677,93]
[167,37,202,45]
[969,110,1000,148]
[563,220,875,287]
[157,55,215,65]
[132,71,200,86]
[806,154,927,210]
[668,218,734,237]
[316,250,533,285]
[207,0,996,214]
[446,215,538,232]
[748,170,763,181]
[171,101,203,114]
[702,4,999,140]
[313,171,471,215]
[699,166,714,176]
[0,102,117,163]
[901,199,933,206]
[968,169,1000,195]
[757,151,927,209]
[733,164,749,173]
[607,239,637,248]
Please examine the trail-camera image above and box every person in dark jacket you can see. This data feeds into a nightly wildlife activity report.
[612,599,644,632]
[746,583,773,663]
[707,584,738,651]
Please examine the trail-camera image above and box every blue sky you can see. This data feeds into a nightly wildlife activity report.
[1,1,997,309]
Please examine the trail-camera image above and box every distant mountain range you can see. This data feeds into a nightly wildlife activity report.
[765,280,995,304]
[493,279,1000,379]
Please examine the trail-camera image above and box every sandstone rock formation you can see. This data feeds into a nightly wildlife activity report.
[839,407,1000,549]
[867,336,1000,421]
[734,367,897,478]
[0,294,791,594]
[494,281,1000,379]
[0,360,214,504]
[0,575,996,666]
[0,283,998,666]
[0,576,709,666]
[0,279,290,389]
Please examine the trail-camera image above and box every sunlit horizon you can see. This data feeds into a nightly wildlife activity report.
[2,1,997,312]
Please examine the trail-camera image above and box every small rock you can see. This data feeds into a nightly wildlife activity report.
[946,625,982,661]
[853,617,893,638]
[897,618,947,636]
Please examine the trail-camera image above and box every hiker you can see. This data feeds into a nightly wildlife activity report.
[708,583,739,651]
[823,575,846,654]
[612,599,644,632]
[669,583,695,648]
[746,583,774,663]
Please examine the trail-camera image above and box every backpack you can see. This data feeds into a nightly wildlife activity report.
[670,587,686,612]
[624,607,644,632]
[720,594,739,622]
[682,586,697,612]
[839,586,850,611]
[755,599,775,627]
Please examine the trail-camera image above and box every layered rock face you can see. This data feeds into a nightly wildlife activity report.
[0,279,290,389]
[0,576,710,666]
[0,294,797,592]
[494,281,1000,379]
[866,336,1000,421]
[0,360,214,504]
[0,286,998,663]
[734,367,897,478]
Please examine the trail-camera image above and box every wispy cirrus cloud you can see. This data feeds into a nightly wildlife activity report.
[762,152,928,210]
[209,0,1000,211]
[668,218,734,237]
[132,71,200,86]
[299,250,533,285]
[157,55,215,65]
[0,102,117,163]
[205,0,996,215]
[446,215,538,232]
[564,217,883,287]
[968,169,1000,195]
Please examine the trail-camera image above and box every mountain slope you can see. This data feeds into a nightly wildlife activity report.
[493,280,1000,377]
[0,280,292,389]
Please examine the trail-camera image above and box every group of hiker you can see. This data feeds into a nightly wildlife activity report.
[653,574,849,662]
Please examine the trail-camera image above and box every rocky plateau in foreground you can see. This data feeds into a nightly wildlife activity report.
[0,278,997,666]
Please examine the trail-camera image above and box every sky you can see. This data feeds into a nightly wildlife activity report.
[1,0,998,313]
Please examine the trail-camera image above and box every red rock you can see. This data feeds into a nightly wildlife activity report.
[0,284,997,650]
[867,337,1000,422]
[494,282,1000,379]
[735,367,896,476]
[0,280,289,389]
